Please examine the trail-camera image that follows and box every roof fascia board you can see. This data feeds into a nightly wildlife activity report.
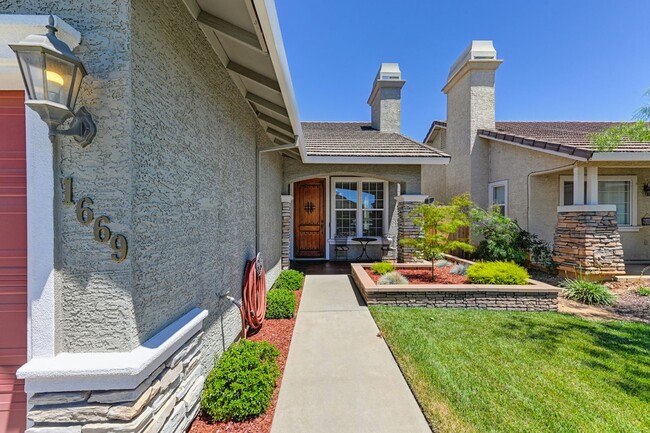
[590,152,650,161]
[251,0,306,160]
[480,134,589,161]
[423,123,446,144]
[303,156,451,165]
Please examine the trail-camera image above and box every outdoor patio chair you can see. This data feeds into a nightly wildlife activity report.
[334,232,350,261]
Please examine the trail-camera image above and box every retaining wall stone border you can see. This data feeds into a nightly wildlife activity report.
[25,331,204,433]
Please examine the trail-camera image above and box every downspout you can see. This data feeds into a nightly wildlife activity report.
[256,142,299,253]
[526,162,578,231]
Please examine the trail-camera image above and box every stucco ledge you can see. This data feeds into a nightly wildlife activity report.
[557,205,616,213]
[17,308,208,394]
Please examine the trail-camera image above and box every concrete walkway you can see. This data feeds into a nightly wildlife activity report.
[271,275,431,433]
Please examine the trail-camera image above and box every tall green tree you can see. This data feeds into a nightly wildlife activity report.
[591,90,650,151]
[400,193,474,280]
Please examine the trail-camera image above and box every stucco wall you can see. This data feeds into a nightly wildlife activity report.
[421,132,447,202]
[130,0,282,372]
[1,1,139,353]
[2,0,283,358]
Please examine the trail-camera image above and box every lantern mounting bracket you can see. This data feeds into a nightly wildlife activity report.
[48,107,96,147]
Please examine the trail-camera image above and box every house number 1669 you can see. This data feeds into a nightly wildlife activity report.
[63,177,128,263]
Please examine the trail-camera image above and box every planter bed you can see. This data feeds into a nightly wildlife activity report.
[352,257,561,312]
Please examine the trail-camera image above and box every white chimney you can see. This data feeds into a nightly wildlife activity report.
[368,63,405,133]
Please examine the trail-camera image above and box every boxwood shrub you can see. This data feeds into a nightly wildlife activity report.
[272,269,304,291]
[467,261,530,285]
[371,262,395,275]
[201,340,280,422]
[266,289,296,319]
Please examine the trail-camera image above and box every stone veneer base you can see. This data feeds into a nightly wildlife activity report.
[351,262,561,312]
[21,310,208,433]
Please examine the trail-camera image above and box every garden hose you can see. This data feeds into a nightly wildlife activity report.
[240,254,266,338]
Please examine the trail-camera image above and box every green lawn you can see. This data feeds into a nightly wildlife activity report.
[370,307,650,433]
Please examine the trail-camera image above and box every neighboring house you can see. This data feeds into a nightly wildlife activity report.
[422,40,650,279]
[0,1,446,431]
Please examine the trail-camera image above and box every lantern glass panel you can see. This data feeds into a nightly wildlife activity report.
[43,53,75,107]
[18,51,45,100]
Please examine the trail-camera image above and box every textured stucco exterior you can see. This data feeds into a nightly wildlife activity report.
[370,86,402,133]
[3,0,283,364]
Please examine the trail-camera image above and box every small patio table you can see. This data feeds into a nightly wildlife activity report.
[351,237,378,261]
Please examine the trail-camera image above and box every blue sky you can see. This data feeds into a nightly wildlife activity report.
[276,0,650,141]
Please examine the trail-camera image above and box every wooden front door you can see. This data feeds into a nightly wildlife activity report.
[0,91,27,433]
[294,178,326,258]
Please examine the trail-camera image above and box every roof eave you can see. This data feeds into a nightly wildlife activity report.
[478,130,592,161]
[302,155,451,165]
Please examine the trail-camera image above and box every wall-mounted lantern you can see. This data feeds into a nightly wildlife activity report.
[9,15,95,146]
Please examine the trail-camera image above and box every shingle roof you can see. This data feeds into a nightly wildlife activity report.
[429,121,650,158]
[302,122,449,158]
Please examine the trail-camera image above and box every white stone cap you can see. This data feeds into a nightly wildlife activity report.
[280,195,293,202]
[17,308,208,393]
[395,194,429,203]
[557,205,617,213]
[448,40,498,79]
[443,40,502,93]
[368,63,406,105]
[0,15,81,90]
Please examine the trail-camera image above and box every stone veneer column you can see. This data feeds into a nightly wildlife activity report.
[281,195,293,270]
[19,309,207,433]
[553,206,626,279]
[395,195,429,263]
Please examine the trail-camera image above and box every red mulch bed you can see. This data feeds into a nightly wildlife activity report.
[367,266,468,284]
[188,290,302,433]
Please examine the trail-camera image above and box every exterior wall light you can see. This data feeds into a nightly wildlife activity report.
[10,15,96,146]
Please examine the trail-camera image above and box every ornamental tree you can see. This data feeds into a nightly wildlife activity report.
[591,90,650,151]
[400,193,474,280]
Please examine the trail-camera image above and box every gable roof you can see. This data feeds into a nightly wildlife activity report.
[301,122,450,164]
[426,121,650,160]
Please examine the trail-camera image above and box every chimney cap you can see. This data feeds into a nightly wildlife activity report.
[376,63,402,81]
[448,40,498,80]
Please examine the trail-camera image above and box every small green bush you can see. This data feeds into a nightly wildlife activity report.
[371,262,395,275]
[201,340,280,422]
[272,269,304,291]
[378,271,409,285]
[561,279,616,305]
[266,289,296,319]
[467,261,530,285]
[638,286,650,297]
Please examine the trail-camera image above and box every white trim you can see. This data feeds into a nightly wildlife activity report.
[488,180,508,216]
[252,0,305,160]
[394,194,428,203]
[17,308,208,393]
[557,205,617,213]
[331,177,389,240]
[303,155,450,165]
[591,152,650,161]
[481,135,589,161]
[280,194,293,203]
[619,226,641,232]
[559,175,638,225]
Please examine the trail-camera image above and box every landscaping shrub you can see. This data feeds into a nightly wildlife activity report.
[434,259,451,268]
[378,271,409,285]
[638,286,650,297]
[561,279,616,305]
[470,208,556,271]
[266,289,296,319]
[272,269,304,291]
[371,262,395,275]
[449,263,469,275]
[201,340,280,422]
[466,261,530,285]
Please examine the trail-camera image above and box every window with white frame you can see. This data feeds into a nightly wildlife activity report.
[488,181,508,216]
[333,178,387,237]
[560,175,636,226]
